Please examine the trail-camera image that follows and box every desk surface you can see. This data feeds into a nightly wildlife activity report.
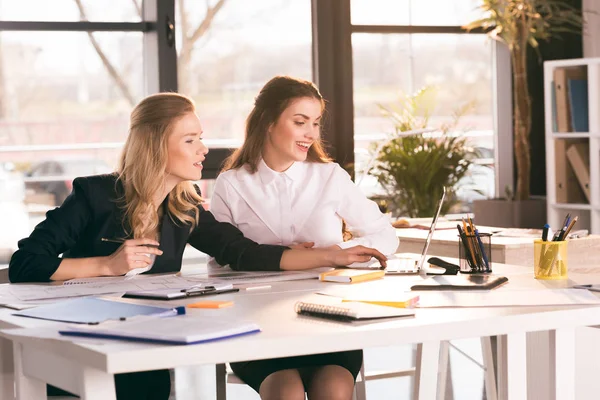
[2,263,600,375]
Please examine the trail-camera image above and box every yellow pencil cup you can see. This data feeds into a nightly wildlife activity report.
[533,239,568,280]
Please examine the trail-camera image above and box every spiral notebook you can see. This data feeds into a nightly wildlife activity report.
[294,300,415,321]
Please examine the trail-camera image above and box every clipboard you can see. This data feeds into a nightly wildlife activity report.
[122,287,240,300]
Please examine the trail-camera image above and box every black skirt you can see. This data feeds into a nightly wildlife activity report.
[230,350,363,393]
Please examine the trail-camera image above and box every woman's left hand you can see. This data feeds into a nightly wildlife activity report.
[328,245,387,268]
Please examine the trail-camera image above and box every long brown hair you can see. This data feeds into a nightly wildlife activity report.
[222,76,353,241]
[118,93,203,239]
[223,76,331,172]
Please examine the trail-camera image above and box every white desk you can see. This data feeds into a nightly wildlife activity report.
[1,266,600,400]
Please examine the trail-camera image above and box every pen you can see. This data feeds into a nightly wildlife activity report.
[457,224,476,271]
[101,238,160,248]
[562,216,578,239]
[474,229,490,272]
[244,285,272,291]
[542,224,549,242]
[463,219,481,272]
[562,213,571,229]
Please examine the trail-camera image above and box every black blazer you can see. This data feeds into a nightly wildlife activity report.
[9,174,287,283]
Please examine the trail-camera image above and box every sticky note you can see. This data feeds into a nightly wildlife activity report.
[186,300,234,309]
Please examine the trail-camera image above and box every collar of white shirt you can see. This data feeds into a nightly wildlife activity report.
[257,159,305,185]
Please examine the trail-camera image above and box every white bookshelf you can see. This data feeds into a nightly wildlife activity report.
[544,57,600,233]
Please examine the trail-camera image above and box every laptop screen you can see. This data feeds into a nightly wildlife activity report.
[416,187,447,270]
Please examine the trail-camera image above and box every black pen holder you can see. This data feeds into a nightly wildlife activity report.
[458,233,492,273]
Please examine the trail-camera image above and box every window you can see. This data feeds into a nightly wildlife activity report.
[350,1,494,212]
[175,0,313,145]
[0,3,149,266]
[0,0,143,22]
[351,0,484,26]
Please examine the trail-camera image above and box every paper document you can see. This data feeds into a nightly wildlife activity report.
[416,289,600,308]
[14,297,183,324]
[0,270,321,303]
[0,274,204,302]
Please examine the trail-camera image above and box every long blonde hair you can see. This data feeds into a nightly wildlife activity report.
[118,93,203,239]
[223,76,331,172]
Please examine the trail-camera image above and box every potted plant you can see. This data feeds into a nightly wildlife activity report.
[464,0,583,228]
[367,87,480,218]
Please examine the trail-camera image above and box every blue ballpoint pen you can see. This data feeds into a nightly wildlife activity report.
[474,229,490,272]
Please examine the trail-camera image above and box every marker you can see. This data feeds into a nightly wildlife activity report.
[542,224,549,242]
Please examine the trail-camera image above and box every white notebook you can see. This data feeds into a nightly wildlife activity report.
[295,300,415,321]
[59,315,260,345]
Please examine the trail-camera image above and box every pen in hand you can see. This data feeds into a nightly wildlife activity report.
[101,238,160,249]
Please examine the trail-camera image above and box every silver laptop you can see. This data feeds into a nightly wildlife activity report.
[386,187,447,275]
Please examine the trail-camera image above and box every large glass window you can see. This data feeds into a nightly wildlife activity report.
[351,0,484,26]
[352,32,494,211]
[0,0,142,22]
[0,7,145,266]
[175,0,312,145]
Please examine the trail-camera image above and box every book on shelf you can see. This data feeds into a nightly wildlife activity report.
[553,66,587,132]
[567,79,589,132]
[555,139,587,204]
[566,142,591,202]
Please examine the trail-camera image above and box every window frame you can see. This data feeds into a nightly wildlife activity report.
[312,0,512,194]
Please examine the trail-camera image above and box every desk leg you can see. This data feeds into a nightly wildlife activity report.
[0,336,14,400]
[13,342,45,400]
[13,340,116,400]
[412,341,441,400]
[78,367,116,400]
[525,329,575,400]
[497,333,526,400]
[550,328,575,400]
[481,336,498,400]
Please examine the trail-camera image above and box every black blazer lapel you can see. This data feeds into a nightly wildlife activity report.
[149,201,188,274]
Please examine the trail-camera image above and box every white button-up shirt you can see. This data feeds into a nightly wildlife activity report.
[210,160,399,255]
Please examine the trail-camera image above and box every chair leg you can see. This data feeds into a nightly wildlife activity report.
[353,361,367,400]
[216,364,227,400]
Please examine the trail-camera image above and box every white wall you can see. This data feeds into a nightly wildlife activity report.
[583,0,600,57]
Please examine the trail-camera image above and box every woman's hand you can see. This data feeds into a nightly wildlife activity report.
[104,238,163,276]
[289,242,315,250]
[327,245,387,268]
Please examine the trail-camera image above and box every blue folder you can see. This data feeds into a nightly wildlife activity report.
[567,79,589,132]
[59,316,261,345]
[14,297,184,324]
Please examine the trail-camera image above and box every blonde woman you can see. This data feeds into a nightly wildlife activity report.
[210,76,398,400]
[9,92,386,400]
